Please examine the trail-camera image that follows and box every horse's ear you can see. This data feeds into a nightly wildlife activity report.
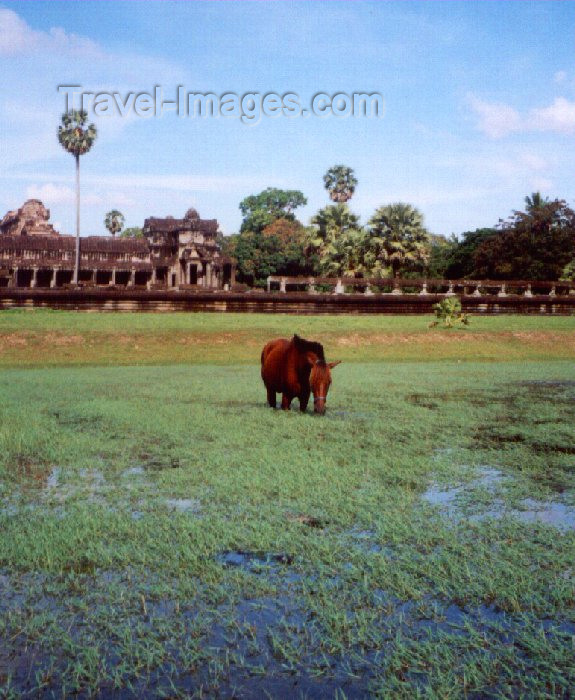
[328,360,341,369]
[305,352,318,366]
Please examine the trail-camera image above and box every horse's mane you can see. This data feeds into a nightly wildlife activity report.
[292,334,326,364]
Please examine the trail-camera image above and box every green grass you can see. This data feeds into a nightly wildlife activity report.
[0,310,574,697]
[1,308,575,366]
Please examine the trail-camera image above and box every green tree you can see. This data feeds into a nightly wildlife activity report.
[323,165,358,203]
[473,197,575,280]
[239,187,307,234]
[119,226,144,239]
[224,218,314,287]
[57,110,97,284]
[307,204,365,276]
[427,233,458,278]
[368,203,431,278]
[104,210,124,237]
[441,228,497,279]
[524,191,549,212]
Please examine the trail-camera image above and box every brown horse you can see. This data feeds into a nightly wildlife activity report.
[261,334,340,414]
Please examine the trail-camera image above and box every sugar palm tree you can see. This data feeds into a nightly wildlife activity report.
[104,210,125,237]
[323,165,358,203]
[57,110,97,284]
[368,203,431,278]
[307,204,365,276]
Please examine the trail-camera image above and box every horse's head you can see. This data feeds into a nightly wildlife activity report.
[309,358,341,414]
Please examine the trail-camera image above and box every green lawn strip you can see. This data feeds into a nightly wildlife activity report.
[1,309,575,367]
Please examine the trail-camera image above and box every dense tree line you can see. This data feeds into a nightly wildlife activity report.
[223,171,575,286]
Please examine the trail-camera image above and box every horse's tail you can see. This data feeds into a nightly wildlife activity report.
[261,341,272,366]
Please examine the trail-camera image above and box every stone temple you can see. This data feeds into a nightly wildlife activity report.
[0,200,235,289]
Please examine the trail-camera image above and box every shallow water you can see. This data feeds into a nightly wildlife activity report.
[423,467,575,530]
[164,497,201,513]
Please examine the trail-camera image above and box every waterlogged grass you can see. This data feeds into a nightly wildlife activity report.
[0,311,574,697]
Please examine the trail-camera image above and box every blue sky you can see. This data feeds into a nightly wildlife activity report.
[1,1,574,238]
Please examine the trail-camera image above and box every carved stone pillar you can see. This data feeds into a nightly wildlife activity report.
[31,267,38,288]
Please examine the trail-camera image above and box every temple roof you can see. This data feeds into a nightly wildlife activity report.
[0,235,149,254]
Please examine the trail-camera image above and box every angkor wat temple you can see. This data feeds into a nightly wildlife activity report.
[0,200,234,289]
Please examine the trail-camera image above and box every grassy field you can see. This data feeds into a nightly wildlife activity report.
[1,310,574,698]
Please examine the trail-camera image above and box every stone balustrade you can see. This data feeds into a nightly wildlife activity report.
[266,276,575,297]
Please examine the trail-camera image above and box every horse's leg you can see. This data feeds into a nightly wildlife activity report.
[267,388,277,408]
[281,393,292,410]
[299,389,310,413]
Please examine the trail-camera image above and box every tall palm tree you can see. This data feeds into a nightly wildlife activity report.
[57,110,97,284]
[323,165,358,203]
[104,210,125,237]
[368,203,431,278]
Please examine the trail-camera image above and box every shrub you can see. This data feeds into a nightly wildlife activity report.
[429,296,470,328]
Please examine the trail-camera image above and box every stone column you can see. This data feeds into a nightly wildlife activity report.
[524,283,533,297]
[8,267,17,288]
[308,278,316,294]
[446,282,455,296]
[419,282,428,296]
[280,277,286,293]
[128,269,135,287]
[31,267,38,288]
[472,285,482,297]
[50,268,57,288]
[334,279,344,294]
[267,276,271,292]
[111,268,116,286]
[498,284,507,297]
[391,279,401,295]
[364,284,373,296]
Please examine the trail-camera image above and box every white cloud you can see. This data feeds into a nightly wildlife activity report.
[26,183,102,206]
[529,176,553,192]
[13,171,276,194]
[26,183,75,205]
[528,97,575,135]
[553,70,567,84]
[0,8,101,57]
[466,94,522,138]
[468,93,575,138]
